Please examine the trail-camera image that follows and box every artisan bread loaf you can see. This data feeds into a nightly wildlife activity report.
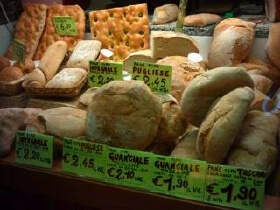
[152,4,179,25]
[0,56,11,70]
[79,87,99,107]
[151,31,199,59]
[183,13,221,27]
[14,58,35,73]
[66,40,102,70]
[207,18,256,69]
[0,66,24,81]
[249,73,273,94]
[227,111,279,176]
[45,68,87,88]
[197,87,255,163]
[86,80,162,150]
[39,41,68,82]
[22,68,46,88]
[250,89,276,111]
[266,23,280,69]
[181,67,254,127]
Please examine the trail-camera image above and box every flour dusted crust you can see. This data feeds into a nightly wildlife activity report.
[89,3,150,61]
[183,13,221,27]
[33,4,85,60]
[6,4,47,59]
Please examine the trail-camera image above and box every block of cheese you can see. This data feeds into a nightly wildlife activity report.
[152,4,179,25]
[89,3,150,61]
[151,31,199,59]
[33,4,85,59]
[123,49,157,73]
[66,40,102,70]
[5,4,47,59]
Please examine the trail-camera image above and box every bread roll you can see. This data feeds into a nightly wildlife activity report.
[146,142,175,156]
[0,66,24,81]
[197,87,255,163]
[152,4,179,25]
[227,111,279,177]
[266,23,280,69]
[250,89,276,112]
[22,68,46,88]
[183,13,221,27]
[0,56,11,70]
[86,80,162,150]
[45,68,87,88]
[249,73,273,94]
[14,58,35,73]
[207,18,256,69]
[79,87,99,107]
[181,67,254,127]
[39,41,68,82]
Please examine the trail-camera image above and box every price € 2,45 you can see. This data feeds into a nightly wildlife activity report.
[133,75,168,93]
[63,153,94,169]
[16,147,51,164]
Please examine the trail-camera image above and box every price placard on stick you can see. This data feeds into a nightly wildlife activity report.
[53,16,78,36]
[132,61,172,94]
[15,131,53,168]
[13,39,26,64]
[62,137,107,180]
[150,155,206,201]
[204,164,266,210]
[105,147,153,189]
[88,61,123,87]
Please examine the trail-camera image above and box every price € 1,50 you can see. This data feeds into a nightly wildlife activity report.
[63,153,94,169]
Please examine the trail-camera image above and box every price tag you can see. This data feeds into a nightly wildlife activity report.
[53,16,78,36]
[62,137,107,180]
[13,39,26,64]
[88,61,123,87]
[150,155,206,201]
[204,164,265,210]
[105,147,153,189]
[132,61,172,94]
[15,131,53,168]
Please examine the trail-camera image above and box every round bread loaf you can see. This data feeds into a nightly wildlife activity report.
[86,80,162,150]
[197,87,255,163]
[181,67,254,127]
[14,58,35,73]
[0,66,24,81]
[0,56,10,70]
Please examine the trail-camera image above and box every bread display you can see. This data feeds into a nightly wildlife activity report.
[249,73,273,94]
[197,87,255,163]
[227,111,279,177]
[123,49,157,73]
[34,4,85,59]
[86,80,162,150]
[89,3,149,61]
[5,4,47,59]
[22,68,46,88]
[266,23,280,69]
[151,31,199,59]
[39,41,68,82]
[181,67,254,127]
[183,13,221,27]
[152,4,179,25]
[207,18,256,69]
[66,40,102,70]
[45,68,87,88]
[0,66,24,82]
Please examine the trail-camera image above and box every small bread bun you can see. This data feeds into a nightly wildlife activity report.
[0,66,24,81]
[0,56,11,70]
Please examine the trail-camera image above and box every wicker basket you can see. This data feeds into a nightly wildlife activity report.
[23,76,87,98]
[0,93,28,108]
[0,77,25,96]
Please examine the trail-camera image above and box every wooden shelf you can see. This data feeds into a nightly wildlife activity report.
[0,152,279,210]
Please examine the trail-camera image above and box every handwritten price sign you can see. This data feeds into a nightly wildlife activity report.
[105,147,153,189]
[62,137,107,180]
[150,155,206,201]
[204,164,265,210]
[132,61,172,94]
[13,39,26,64]
[53,16,78,36]
[88,61,123,87]
[15,131,53,168]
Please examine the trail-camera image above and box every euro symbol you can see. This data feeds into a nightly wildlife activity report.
[16,148,22,158]
[63,153,70,163]
[206,183,219,195]
[152,175,163,187]
[107,167,115,177]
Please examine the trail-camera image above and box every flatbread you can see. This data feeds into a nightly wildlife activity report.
[89,3,150,61]
[5,4,47,59]
[33,4,85,60]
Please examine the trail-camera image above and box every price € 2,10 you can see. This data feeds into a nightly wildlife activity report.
[107,167,135,180]
[16,147,51,164]
[63,153,94,169]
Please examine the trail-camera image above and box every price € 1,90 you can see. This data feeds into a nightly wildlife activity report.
[16,148,51,164]
[133,75,168,93]
[152,176,189,191]
[107,167,135,180]
[206,183,258,203]
[63,153,94,169]
[89,75,114,86]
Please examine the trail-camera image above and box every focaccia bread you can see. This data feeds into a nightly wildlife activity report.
[207,18,256,69]
[227,111,279,177]
[183,13,221,27]
[152,4,179,25]
[197,87,255,163]
[34,4,85,60]
[6,4,47,59]
[66,40,102,70]
[89,3,149,61]
[45,68,87,88]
